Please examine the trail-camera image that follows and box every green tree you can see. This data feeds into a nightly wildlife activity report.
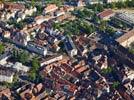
[102,67,113,74]
[36,5,43,15]
[28,58,40,82]
[116,1,126,8]
[15,22,24,29]
[109,3,116,9]
[0,43,4,54]
[129,42,134,54]
[122,23,128,30]
[83,9,93,18]
[18,51,29,64]
[106,26,115,37]
[29,70,36,81]
[129,48,134,54]
[112,81,120,89]
[99,20,107,32]
[81,22,95,34]
[75,10,86,18]
[32,58,40,70]
[93,6,98,12]
[64,20,80,35]
[31,0,35,7]
[45,0,63,7]
[92,14,100,24]
[97,3,104,12]
[127,0,134,7]
[52,22,61,30]
[12,48,18,60]
[130,42,134,49]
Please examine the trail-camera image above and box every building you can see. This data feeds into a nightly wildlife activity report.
[54,8,65,17]
[0,67,14,83]
[2,31,11,38]
[85,0,103,4]
[40,55,63,66]
[114,12,134,27]
[123,67,134,81]
[76,44,88,56]
[97,9,114,20]
[35,16,47,25]
[35,15,53,24]
[93,54,108,69]
[0,53,11,65]
[0,2,4,10]
[74,65,89,74]
[13,62,30,72]
[12,32,30,46]
[27,41,47,56]
[77,0,86,7]
[43,4,58,14]
[105,0,127,3]
[0,88,12,100]
[64,36,78,57]
[63,5,74,12]
[4,3,25,11]
[54,14,75,23]
[116,29,134,47]
[17,83,46,100]
[24,7,37,16]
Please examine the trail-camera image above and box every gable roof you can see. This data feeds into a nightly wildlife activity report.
[116,29,134,43]
[4,3,25,11]
[97,9,114,19]
[44,4,58,13]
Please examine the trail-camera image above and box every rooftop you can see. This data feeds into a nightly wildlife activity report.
[116,29,134,43]
[0,67,14,76]
[97,9,114,18]
[116,12,134,25]
[4,2,25,11]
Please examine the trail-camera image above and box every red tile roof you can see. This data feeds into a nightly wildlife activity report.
[75,66,88,73]
[97,9,114,19]
[4,3,25,11]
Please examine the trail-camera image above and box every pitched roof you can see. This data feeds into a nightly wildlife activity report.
[0,88,11,98]
[116,29,134,43]
[97,9,114,19]
[4,3,25,11]
[44,4,58,13]
[75,66,88,73]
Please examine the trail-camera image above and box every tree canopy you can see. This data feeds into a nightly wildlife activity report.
[102,67,113,74]
[28,58,40,82]
[112,81,120,89]
[0,43,4,54]
[12,50,30,64]
[18,51,29,64]
[45,0,63,7]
